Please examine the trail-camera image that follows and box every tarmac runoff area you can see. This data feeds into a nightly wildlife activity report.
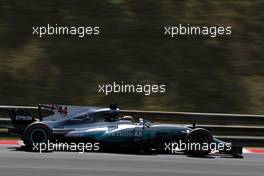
[0,140,264,176]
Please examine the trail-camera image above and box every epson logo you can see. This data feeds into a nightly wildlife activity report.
[15,115,32,121]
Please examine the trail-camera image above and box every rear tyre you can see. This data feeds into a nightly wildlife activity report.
[185,128,213,157]
[23,123,52,151]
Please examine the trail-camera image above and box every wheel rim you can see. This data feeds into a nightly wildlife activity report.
[30,129,47,144]
[192,134,209,145]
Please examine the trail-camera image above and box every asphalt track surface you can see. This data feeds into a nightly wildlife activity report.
[0,146,263,176]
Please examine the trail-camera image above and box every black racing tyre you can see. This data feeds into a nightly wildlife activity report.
[185,128,213,157]
[23,123,52,149]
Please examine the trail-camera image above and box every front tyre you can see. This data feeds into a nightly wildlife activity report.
[185,128,213,157]
[23,123,52,150]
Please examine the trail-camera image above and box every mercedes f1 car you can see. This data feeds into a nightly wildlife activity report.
[3,104,243,157]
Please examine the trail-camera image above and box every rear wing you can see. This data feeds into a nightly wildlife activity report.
[0,105,56,134]
[0,105,56,120]
[0,104,70,134]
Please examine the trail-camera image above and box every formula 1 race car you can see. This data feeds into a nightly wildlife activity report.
[2,104,243,157]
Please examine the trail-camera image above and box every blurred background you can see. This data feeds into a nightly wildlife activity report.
[0,0,263,113]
